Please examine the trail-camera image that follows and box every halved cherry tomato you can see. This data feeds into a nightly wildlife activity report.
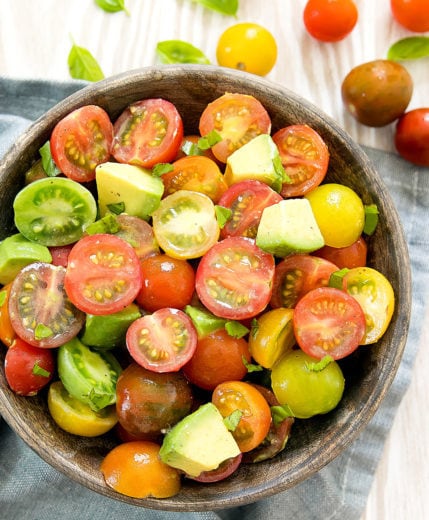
[303,0,358,42]
[212,381,272,452]
[293,287,366,360]
[272,125,329,198]
[270,254,339,309]
[126,308,197,372]
[8,262,85,348]
[195,236,275,320]
[50,105,113,182]
[112,98,184,168]
[64,234,142,315]
[188,453,243,483]
[48,380,118,437]
[0,283,16,347]
[136,254,195,312]
[218,180,283,239]
[49,244,73,267]
[314,236,367,269]
[5,337,55,395]
[161,155,228,203]
[114,214,160,261]
[101,441,181,499]
[151,190,220,260]
[341,267,395,344]
[182,328,251,390]
[199,93,271,163]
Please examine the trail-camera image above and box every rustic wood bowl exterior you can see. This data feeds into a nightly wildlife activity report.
[0,65,411,511]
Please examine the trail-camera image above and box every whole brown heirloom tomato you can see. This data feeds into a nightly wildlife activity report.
[341,59,413,127]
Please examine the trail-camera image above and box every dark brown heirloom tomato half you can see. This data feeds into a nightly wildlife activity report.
[341,59,413,127]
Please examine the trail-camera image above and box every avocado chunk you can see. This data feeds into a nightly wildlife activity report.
[80,303,141,349]
[159,402,241,477]
[223,134,285,192]
[0,233,52,285]
[95,162,164,221]
[256,198,324,257]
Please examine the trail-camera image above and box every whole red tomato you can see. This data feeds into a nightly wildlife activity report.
[394,108,429,167]
[303,0,358,42]
[390,0,429,32]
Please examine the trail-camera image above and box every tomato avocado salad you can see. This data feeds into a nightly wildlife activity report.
[0,92,394,499]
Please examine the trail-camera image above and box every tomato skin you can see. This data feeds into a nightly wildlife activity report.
[390,0,429,32]
[218,180,283,239]
[188,453,243,483]
[101,441,181,499]
[182,328,251,390]
[195,237,275,320]
[4,338,55,396]
[50,105,113,182]
[0,283,16,347]
[314,236,367,269]
[116,363,193,437]
[115,214,160,261]
[212,381,272,453]
[112,98,184,168]
[293,287,366,360]
[199,93,271,163]
[136,254,195,312]
[216,23,278,76]
[303,0,358,42]
[272,125,329,198]
[394,108,429,167]
[49,244,73,267]
[64,234,142,315]
[126,308,197,373]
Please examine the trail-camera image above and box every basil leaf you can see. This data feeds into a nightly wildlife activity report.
[364,203,379,235]
[242,355,263,373]
[68,42,105,82]
[215,205,232,228]
[39,141,61,177]
[152,163,174,176]
[107,202,125,214]
[191,0,238,16]
[305,355,334,372]
[156,40,210,65]
[223,409,243,431]
[32,363,51,378]
[387,36,429,61]
[95,0,130,15]
[225,320,249,338]
[329,268,350,289]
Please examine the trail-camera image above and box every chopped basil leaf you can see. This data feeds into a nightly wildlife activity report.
[191,0,239,16]
[85,214,120,235]
[329,268,350,289]
[271,404,294,425]
[32,363,51,378]
[95,0,130,15]
[0,290,7,307]
[107,202,125,215]
[242,355,263,373]
[152,163,174,176]
[225,320,249,338]
[198,130,222,150]
[272,155,288,192]
[364,204,379,235]
[387,36,429,61]
[223,409,243,431]
[34,323,53,340]
[215,205,232,228]
[250,318,259,339]
[156,40,210,65]
[181,140,202,156]
[39,141,61,177]
[68,40,104,82]
[305,355,334,372]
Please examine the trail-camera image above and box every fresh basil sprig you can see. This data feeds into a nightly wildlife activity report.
[190,0,238,16]
[387,36,429,61]
[156,40,210,65]
[95,0,130,15]
[68,39,105,82]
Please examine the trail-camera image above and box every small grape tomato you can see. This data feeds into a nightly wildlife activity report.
[270,254,339,309]
[64,234,142,315]
[112,98,184,168]
[151,190,220,260]
[161,155,228,203]
[212,381,272,452]
[218,180,283,239]
[394,108,429,167]
[272,125,329,198]
[50,105,113,182]
[314,236,367,269]
[48,380,118,437]
[5,337,55,396]
[101,441,181,499]
[8,262,85,348]
[126,308,197,373]
[303,0,358,42]
[195,236,275,320]
[341,267,395,344]
[293,287,366,360]
[199,93,271,163]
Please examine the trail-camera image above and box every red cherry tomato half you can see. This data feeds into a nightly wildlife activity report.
[314,236,367,269]
[115,214,160,262]
[195,237,275,320]
[126,308,197,373]
[394,108,429,167]
[112,98,184,168]
[218,180,283,239]
[64,234,142,315]
[199,93,271,163]
[293,287,366,360]
[50,105,113,183]
[272,125,329,198]
[390,0,429,32]
[49,244,74,267]
[303,0,358,42]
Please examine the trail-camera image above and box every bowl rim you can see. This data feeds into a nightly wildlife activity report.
[0,64,412,511]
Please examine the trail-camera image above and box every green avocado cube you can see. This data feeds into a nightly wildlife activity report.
[256,198,324,257]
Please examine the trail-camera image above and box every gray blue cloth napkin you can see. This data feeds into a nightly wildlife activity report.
[0,77,428,520]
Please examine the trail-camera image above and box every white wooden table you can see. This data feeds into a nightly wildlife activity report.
[1,1,428,518]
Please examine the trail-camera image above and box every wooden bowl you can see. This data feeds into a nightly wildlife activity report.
[0,65,411,511]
